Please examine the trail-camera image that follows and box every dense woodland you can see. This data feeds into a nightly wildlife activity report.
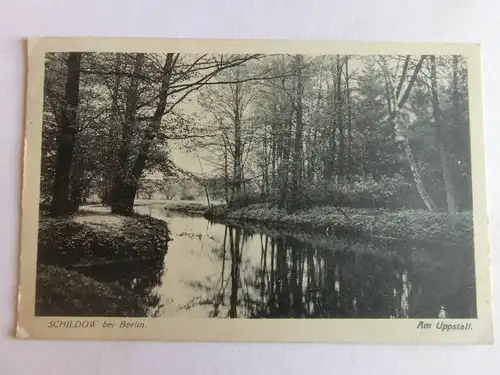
[37,52,475,319]
[41,52,472,219]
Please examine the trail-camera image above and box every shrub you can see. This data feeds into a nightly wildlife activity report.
[228,193,270,208]
[344,174,420,209]
[225,204,473,244]
[297,174,423,210]
[221,174,424,210]
[37,214,171,267]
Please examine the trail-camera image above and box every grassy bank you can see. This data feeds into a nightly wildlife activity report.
[162,200,211,215]
[38,212,171,266]
[36,211,171,316]
[207,203,474,244]
[131,199,217,215]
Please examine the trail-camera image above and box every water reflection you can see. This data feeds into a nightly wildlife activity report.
[69,257,166,317]
[134,205,476,319]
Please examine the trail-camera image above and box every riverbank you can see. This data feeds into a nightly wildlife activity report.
[133,199,215,215]
[206,203,474,244]
[36,211,171,316]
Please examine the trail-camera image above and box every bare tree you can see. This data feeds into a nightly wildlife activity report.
[379,55,437,212]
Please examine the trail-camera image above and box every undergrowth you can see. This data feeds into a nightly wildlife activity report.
[37,213,171,267]
[220,203,473,244]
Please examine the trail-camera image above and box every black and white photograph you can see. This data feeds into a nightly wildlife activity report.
[16,38,492,343]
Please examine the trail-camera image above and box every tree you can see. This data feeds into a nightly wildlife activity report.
[336,55,345,180]
[109,53,146,214]
[290,54,305,211]
[379,55,437,212]
[430,55,457,221]
[50,52,82,217]
[199,65,256,203]
[345,56,354,180]
[107,53,259,215]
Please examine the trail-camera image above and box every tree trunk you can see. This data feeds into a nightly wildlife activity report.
[232,71,244,202]
[291,54,304,211]
[271,125,277,197]
[50,52,82,217]
[399,133,437,212]
[309,128,318,181]
[336,56,345,180]
[323,80,336,180]
[430,55,457,223]
[110,53,145,215]
[387,55,437,212]
[68,152,85,214]
[102,176,109,204]
[112,53,174,215]
[233,108,242,201]
[197,154,212,208]
[103,53,122,206]
[345,57,353,180]
[278,95,291,209]
[224,145,229,203]
[452,55,471,209]
[262,129,270,197]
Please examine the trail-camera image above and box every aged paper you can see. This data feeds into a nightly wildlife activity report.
[17,37,493,343]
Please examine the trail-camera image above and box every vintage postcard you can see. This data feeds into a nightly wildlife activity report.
[16,37,493,344]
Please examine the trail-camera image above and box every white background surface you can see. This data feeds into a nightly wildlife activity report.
[1,1,499,373]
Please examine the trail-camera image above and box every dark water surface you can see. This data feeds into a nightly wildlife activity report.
[86,204,476,319]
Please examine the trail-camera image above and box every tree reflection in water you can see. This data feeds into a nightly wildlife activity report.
[189,223,476,319]
[72,257,167,317]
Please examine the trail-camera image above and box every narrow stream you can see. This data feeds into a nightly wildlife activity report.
[89,204,477,319]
